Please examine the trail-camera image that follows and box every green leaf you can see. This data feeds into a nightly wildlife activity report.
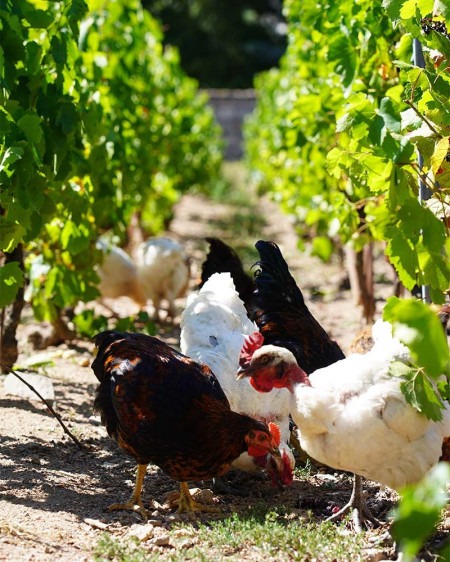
[379,97,401,133]
[0,218,26,252]
[385,230,418,290]
[430,136,449,175]
[0,262,24,308]
[383,297,449,379]
[25,41,42,75]
[311,236,334,262]
[437,379,450,401]
[400,370,444,421]
[60,220,90,255]
[0,146,24,172]
[327,33,357,88]
[382,0,407,21]
[389,360,414,378]
[23,9,54,29]
[391,463,450,561]
[51,35,68,65]
[17,113,44,146]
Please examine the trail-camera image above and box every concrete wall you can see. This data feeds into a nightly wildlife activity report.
[205,89,256,161]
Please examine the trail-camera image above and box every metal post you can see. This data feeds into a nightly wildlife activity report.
[412,38,431,303]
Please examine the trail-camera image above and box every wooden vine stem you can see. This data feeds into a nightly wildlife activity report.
[0,362,85,450]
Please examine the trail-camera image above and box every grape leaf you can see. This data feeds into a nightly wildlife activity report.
[392,463,450,561]
[383,297,449,379]
[0,261,24,308]
[0,218,25,252]
[380,97,401,133]
[430,136,449,175]
[327,34,357,88]
[400,371,444,421]
[17,113,43,146]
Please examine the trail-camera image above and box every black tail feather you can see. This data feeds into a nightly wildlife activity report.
[200,238,256,313]
[253,240,345,373]
[254,241,306,309]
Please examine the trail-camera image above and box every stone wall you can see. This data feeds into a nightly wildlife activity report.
[205,89,256,161]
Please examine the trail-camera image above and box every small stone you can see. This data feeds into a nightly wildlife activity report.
[148,519,163,527]
[152,535,170,546]
[363,549,387,562]
[129,524,154,542]
[84,518,109,530]
[172,529,195,538]
[89,416,102,426]
[151,510,160,517]
[165,514,181,523]
[178,539,194,549]
[191,488,214,505]
[79,358,90,368]
[62,349,76,359]
[315,474,338,483]
[4,373,55,403]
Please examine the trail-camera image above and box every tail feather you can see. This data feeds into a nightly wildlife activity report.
[253,240,345,373]
[254,241,306,310]
[200,238,255,313]
[91,331,129,440]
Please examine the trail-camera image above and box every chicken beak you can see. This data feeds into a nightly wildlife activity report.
[236,365,249,380]
[268,446,281,458]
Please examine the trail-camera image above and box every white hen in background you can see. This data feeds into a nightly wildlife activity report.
[136,238,190,321]
[96,239,146,308]
[180,272,294,486]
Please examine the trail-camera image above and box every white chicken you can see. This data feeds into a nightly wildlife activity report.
[180,272,295,489]
[136,238,190,321]
[237,320,450,529]
[96,239,146,308]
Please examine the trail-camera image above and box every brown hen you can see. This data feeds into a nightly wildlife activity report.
[92,331,280,519]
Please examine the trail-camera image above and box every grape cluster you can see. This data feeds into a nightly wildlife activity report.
[421,18,450,39]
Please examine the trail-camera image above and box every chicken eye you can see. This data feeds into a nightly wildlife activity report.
[260,356,269,364]
[259,434,267,442]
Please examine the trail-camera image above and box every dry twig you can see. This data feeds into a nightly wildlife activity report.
[0,362,85,450]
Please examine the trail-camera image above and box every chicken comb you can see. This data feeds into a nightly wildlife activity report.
[239,331,264,366]
[268,422,281,448]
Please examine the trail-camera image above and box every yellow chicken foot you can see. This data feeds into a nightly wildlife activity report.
[325,475,382,533]
[168,482,219,514]
[108,464,149,521]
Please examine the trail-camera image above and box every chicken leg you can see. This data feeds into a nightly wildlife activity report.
[326,474,382,533]
[168,482,219,514]
[108,463,149,520]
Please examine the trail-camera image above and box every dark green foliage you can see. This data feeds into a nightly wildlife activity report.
[143,0,287,88]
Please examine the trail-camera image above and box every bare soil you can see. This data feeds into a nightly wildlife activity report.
[0,192,448,561]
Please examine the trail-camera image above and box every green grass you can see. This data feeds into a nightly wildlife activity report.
[94,509,365,561]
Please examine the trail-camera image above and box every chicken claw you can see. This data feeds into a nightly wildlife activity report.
[168,482,219,514]
[108,464,149,521]
[326,475,382,533]
[108,498,149,521]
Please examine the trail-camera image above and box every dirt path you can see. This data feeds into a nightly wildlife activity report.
[0,190,442,561]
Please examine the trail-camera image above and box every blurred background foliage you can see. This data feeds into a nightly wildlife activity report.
[142,0,287,88]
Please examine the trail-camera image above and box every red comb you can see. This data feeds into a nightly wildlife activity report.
[268,422,281,447]
[239,331,264,366]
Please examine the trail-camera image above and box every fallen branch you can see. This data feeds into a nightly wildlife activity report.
[0,362,85,450]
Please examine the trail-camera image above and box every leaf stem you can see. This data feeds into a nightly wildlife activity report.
[403,99,442,137]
